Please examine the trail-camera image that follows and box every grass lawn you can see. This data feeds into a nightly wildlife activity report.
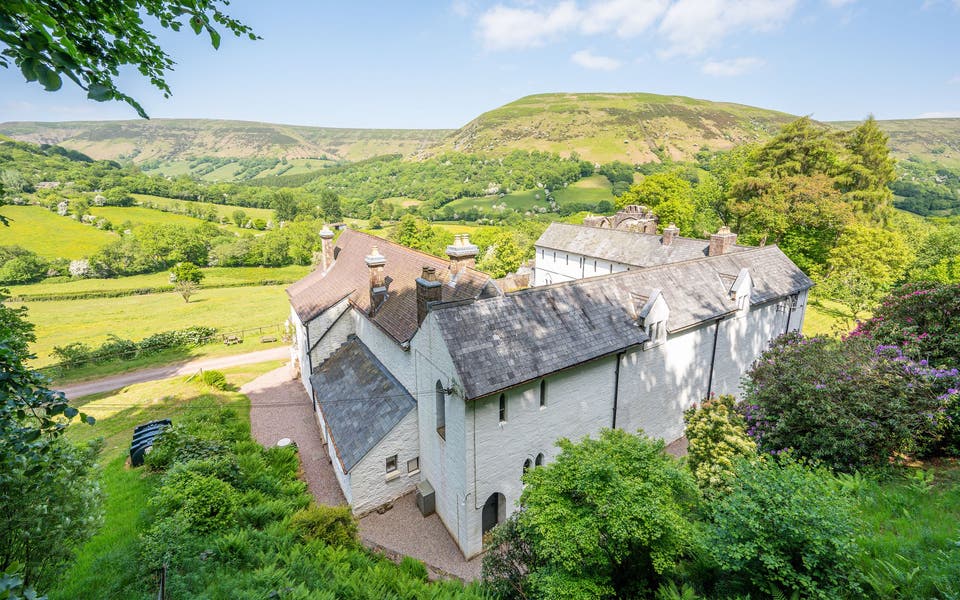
[803,296,867,337]
[50,363,277,600]
[89,205,248,235]
[0,205,118,259]
[446,174,615,213]
[12,284,292,367]
[7,265,310,299]
[132,193,274,221]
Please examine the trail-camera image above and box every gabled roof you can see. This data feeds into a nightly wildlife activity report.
[287,229,494,343]
[309,338,415,473]
[536,222,751,267]
[434,245,812,400]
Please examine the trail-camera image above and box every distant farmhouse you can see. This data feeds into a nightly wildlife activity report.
[286,207,812,559]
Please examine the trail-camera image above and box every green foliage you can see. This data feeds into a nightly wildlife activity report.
[683,395,756,492]
[50,325,216,367]
[909,225,960,283]
[598,161,635,187]
[0,246,48,284]
[742,333,958,469]
[150,470,238,534]
[0,0,256,118]
[200,369,227,390]
[487,429,699,599]
[398,556,429,582]
[289,504,359,548]
[706,456,860,599]
[169,261,204,284]
[0,295,101,591]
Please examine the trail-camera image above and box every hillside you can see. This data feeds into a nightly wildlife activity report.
[830,117,960,167]
[433,92,801,163]
[0,119,453,180]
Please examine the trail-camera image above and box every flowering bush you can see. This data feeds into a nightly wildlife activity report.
[850,282,960,368]
[683,395,756,493]
[742,333,959,469]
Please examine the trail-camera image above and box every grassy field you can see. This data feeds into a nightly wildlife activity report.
[13,284,293,367]
[51,363,278,600]
[803,296,865,337]
[0,205,118,259]
[446,174,615,213]
[7,265,310,299]
[132,193,275,221]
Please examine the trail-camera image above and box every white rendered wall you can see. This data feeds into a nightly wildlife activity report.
[463,356,618,558]
[410,314,469,556]
[348,409,421,515]
[354,312,416,394]
[533,247,630,287]
[290,307,311,394]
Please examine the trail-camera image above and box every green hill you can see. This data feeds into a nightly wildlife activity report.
[829,118,960,167]
[434,92,801,163]
[0,119,453,180]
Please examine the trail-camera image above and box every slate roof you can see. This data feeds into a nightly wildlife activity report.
[434,245,812,400]
[536,222,751,267]
[287,229,494,343]
[309,338,415,473]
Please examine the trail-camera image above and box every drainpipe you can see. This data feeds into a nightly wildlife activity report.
[706,319,721,398]
[612,352,624,428]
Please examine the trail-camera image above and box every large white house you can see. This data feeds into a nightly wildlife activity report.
[286,217,811,558]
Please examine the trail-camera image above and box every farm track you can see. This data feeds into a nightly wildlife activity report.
[56,346,289,399]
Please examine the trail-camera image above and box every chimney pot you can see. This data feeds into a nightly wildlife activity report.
[446,234,479,275]
[416,265,443,325]
[366,246,387,314]
[709,226,738,256]
[318,225,335,271]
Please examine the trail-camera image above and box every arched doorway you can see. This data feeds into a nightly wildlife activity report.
[482,492,505,535]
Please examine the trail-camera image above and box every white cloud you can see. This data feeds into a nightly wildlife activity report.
[918,110,960,118]
[580,0,670,37]
[571,49,622,70]
[825,0,856,6]
[701,56,765,76]
[658,0,798,57]
[477,1,581,50]
[949,74,960,84]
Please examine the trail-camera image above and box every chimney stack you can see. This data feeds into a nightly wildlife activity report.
[318,225,335,271]
[446,234,479,276]
[365,246,387,314]
[709,227,738,257]
[416,266,443,325]
[662,223,679,246]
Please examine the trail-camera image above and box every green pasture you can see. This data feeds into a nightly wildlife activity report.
[0,205,118,259]
[132,194,274,221]
[13,283,293,367]
[446,174,615,212]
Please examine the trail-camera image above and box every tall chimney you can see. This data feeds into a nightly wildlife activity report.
[416,266,442,325]
[446,234,479,276]
[662,223,679,246]
[365,246,387,314]
[318,225,335,271]
[709,226,738,257]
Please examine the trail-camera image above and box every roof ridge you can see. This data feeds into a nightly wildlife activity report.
[342,227,490,280]
[544,221,753,250]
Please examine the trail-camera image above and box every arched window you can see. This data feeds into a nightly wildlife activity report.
[436,380,446,439]
[523,458,532,473]
[498,393,507,423]
[535,453,544,467]
[539,379,547,408]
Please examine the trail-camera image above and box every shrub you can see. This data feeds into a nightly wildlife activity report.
[706,456,860,599]
[150,470,238,534]
[144,425,228,471]
[289,504,359,548]
[683,394,756,492]
[742,333,959,469]
[201,370,227,390]
[50,341,93,366]
[399,556,429,582]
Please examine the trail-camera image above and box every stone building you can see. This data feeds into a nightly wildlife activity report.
[287,220,812,558]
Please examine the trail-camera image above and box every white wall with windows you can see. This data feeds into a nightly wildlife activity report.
[532,247,631,287]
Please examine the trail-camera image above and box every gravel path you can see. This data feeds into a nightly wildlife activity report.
[243,366,346,506]
[57,347,289,399]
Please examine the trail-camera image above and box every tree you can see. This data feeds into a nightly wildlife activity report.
[683,395,756,493]
[839,116,896,219]
[483,429,699,599]
[231,209,247,228]
[319,189,342,221]
[169,261,204,303]
[272,190,300,222]
[818,225,914,318]
[909,225,960,283]
[0,294,101,589]
[0,0,257,118]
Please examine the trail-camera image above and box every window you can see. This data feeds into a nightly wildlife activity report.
[436,380,446,439]
[593,260,597,271]
[535,453,544,467]
[553,251,557,261]
[407,457,420,474]
[523,458,532,473]
[386,454,398,473]
[565,253,569,266]
[609,263,613,273]
[539,379,547,408]
[646,320,666,347]
[498,393,507,423]
[540,248,544,259]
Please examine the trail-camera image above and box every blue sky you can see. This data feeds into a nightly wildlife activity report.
[1,0,958,128]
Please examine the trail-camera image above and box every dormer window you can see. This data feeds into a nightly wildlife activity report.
[647,320,666,347]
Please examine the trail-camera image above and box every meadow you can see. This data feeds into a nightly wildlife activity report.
[132,193,274,221]
[13,283,293,367]
[446,174,615,212]
[0,204,118,259]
